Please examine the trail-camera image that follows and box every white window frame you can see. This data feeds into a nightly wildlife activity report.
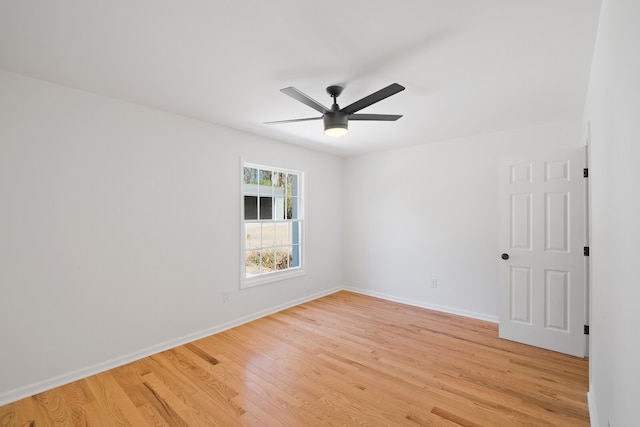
[240,160,305,288]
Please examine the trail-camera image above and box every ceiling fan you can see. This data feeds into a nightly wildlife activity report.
[265,83,405,137]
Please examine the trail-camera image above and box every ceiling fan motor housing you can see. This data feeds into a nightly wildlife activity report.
[324,111,348,133]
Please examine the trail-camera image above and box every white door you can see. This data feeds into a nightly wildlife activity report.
[499,148,586,357]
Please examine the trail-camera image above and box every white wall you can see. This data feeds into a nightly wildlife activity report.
[584,0,640,425]
[0,71,343,404]
[343,122,583,320]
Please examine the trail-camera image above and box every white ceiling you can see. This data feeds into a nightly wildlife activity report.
[0,0,602,156]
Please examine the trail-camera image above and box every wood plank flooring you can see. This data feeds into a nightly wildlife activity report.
[0,291,589,426]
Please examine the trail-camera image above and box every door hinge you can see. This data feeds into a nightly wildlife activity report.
[584,325,590,335]
[584,246,590,256]
[583,168,589,178]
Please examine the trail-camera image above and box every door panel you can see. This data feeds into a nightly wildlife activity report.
[499,148,585,357]
[511,194,532,249]
[510,267,532,323]
[545,269,569,331]
[545,192,569,252]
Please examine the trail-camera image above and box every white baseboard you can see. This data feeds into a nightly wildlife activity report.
[0,287,341,407]
[587,385,599,427]
[344,287,499,323]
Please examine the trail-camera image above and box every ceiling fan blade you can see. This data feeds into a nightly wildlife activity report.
[341,83,405,115]
[264,117,322,125]
[281,87,330,114]
[349,114,403,121]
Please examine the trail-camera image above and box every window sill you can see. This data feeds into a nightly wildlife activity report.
[240,268,306,289]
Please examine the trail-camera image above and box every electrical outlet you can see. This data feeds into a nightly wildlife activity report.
[431,279,438,288]
[223,290,230,303]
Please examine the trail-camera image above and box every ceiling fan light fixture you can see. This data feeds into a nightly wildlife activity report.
[324,124,348,137]
[323,113,348,137]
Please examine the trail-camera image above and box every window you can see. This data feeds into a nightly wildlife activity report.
[241,162,303,287]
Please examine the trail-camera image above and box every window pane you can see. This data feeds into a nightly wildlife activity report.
[244,196,258,220]
[287,196,298,219]
[291,220,301,246]
[275,197,286,220]
[287,174,299,196]
[259,170,272,187]
[242,168,258,199]
[291,245,300,268]
[276,247,291,271]
[262,222,275,248]
[273,172,285,188]
[246,250,261,276]
[244,167,259,196]
[275,222,290,246]
[244,167,258,185]
[261,248,275,273]
[245,223,261,249]
[259,197,273,220]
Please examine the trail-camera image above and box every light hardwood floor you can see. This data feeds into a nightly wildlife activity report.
[0,291,589,426]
